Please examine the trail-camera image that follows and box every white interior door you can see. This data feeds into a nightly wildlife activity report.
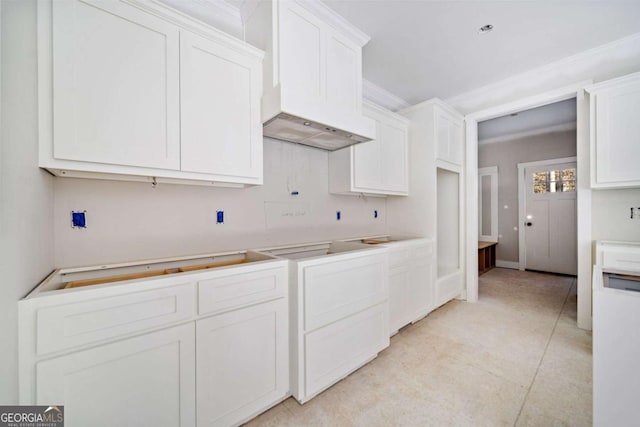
[523,160,577,275]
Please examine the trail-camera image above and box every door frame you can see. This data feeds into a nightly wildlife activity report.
[464,80,593,330]
[517,156,577,271]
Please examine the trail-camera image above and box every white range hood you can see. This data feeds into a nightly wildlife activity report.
[245,0,376,151]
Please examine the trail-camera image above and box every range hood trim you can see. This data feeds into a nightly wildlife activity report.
[263,113,373,152]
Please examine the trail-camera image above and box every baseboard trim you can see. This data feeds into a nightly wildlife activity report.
[496,260,520,270]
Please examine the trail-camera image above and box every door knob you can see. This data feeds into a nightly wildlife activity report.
[525,222,533,226]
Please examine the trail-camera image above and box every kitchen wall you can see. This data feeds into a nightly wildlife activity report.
[478,129,577,263]
[592,189,640,242]
[53,139,389,267]
[0,0,55,404]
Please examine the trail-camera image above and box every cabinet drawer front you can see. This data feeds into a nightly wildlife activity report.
[388,248,411,269]
[602,250,640,272]
[198,266,287,316]
[304,303,389,399]
[412,243,434,266]
[36,283,195,355]
[36,323,196,427]
[303,254,387,331]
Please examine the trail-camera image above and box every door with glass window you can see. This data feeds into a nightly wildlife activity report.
[524,161,577,275]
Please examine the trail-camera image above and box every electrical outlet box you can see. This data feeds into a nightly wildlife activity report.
[71,211,87,229]
[336,211,341,221]
[374,210,378,219]
[216,211,224,224]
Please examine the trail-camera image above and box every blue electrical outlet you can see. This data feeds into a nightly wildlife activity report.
[374,210,378,219]
[216,210,224,224]
[71,211,87,229]
[336,211,341,221]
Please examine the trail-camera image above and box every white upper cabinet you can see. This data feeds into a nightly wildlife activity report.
[434,106,464,167]
[49,0,181,171]
[245,0,375,142]
[180,31,262,183]
[586,72,640,188]
[329,101,409,196]
[38,0,264,187]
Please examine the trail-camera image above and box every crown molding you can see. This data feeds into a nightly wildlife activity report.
[362,79,410,112]
[400,97,463,119]
[131,1,262,57]
[446,32,640,115]
[295,0,370,47]
[152,0,244,38]
[479,121,576,145]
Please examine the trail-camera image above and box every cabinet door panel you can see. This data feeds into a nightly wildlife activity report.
[595,84,640,184]
[410,243,435,321]
[326,32,359,113]
[196,300,288,427]
[36,324,195,427]
[380,122,409,192]
[52,0,180,169]
[353,123,383,190]
[279,3,324,102]
[180,32,262,180]
[389,266,411,334]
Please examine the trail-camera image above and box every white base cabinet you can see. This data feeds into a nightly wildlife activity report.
[586,72,640,188]
[257,242,389,403]
[349,237,435,335]
[329,101,409,196]
[19,251,289,427]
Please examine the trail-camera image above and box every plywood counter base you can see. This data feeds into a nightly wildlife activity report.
[478,241,498,275]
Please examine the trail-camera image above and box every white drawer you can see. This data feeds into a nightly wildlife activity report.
[304,302,389,400]
[412,243,434,266]
[36,282,195,355]
[602,250,640,273]
[388,248,411,269]
[198,265,287,316]
[303,253,387,331]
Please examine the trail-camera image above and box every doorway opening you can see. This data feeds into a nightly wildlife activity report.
[464,81,592,330]
[477,98,577,276]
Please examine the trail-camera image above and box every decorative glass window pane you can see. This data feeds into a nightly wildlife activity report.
[533,172,547,193]
[532,167,576,194]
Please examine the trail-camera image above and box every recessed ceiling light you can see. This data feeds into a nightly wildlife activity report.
[303,122,311,126]
[510,113,518,117]
[479,24,494,34]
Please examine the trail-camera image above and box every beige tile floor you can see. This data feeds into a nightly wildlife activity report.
[246,268,592,427]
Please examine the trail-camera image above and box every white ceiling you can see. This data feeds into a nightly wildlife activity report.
[323,1,640,104]
[478,98,576,143]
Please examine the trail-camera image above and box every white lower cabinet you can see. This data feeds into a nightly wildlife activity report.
[20,252,289,427]
[36,324,196,427]
[352,237,435,336]
[196,299,288,427]
[256,242,389,404]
